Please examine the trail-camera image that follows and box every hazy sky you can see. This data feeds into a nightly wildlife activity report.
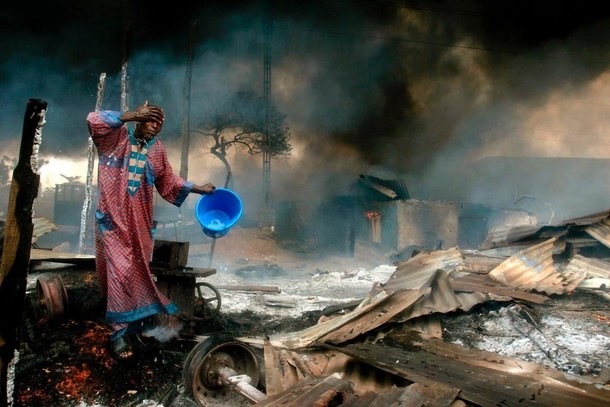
[2,0,610,221]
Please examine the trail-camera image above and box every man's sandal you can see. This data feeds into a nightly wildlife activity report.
[110,336,134,360]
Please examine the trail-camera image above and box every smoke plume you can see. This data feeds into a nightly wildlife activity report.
[2,0,610,222]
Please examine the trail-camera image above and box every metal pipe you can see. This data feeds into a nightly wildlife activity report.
[217,366,266,403]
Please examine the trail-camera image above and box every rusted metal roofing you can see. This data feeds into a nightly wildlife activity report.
[31,217,60,243]
[566,255,610,279]
[258,370,461,407]
[256,372,353,407]
[357,174,410,200]
[474,210,610,257]
[560,208,610,226]
[561,254,609,291]
[451,273,549,304]
[488,237,569,295]
[478,224,571,251]
[457,253,505,273]
[357,177,397,199]
[392,270,462,322]
[268,289,396,349]
[385,247,464,291]
[453,290,510,311]
[321,339,610,407]
[272,238,597,351]
[13,200,610,406]
[478,224,545,249]
[585,216,610,249]
[320,289,424,345]
[271,237,579,353]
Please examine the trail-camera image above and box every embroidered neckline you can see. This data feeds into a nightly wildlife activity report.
[126,129,154,195]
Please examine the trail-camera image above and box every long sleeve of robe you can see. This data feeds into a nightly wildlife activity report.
[86,110,193,327]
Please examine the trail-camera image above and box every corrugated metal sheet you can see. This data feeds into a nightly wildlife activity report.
[392,270,462,322]
[451,273,549,304]
[272,240,591,351]
[566,255,610,279]
[268,290,395,349]
[477,243,536,258]
[585,216,610,249]
[357,176,397,199]
[325,340,610,407]
[320,289,424,345]
[478,224,544,249]
[392,178,411,200]
[488,237,568,295]
[256,372,353,407]
[357,174,410,200]
[255,208,610,405]
[560,254,608,291]
[457,253,505,274]
[560,209,610,226]
[263,345,341,397]
[31,217,59,244]
[453,291,511,312]
[385,247,464,291]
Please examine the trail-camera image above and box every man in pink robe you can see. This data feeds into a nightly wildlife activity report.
[87,102,215,359]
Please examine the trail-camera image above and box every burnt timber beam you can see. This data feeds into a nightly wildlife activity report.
[0,99,47,407]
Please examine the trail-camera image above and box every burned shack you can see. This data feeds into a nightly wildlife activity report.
[275,174,537,259]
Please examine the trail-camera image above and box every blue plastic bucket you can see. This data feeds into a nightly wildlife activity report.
[195,188,243,238]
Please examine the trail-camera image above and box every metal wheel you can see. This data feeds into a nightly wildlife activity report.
[193,282,221,321]
[182,334,260,406]
[36,275,69,321]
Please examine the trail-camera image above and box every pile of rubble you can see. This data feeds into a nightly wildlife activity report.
[183,210,610,406]
[5,209,610,406]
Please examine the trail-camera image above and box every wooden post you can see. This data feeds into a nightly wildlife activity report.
[0,99,47,407]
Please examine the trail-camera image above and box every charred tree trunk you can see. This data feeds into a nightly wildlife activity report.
[0,99,47,407]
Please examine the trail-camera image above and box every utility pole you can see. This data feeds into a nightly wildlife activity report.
[178,20,197,239]
[261,0,274,229]
[180,20,196,181]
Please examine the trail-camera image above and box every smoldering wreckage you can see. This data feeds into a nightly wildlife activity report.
[1,104,610,407]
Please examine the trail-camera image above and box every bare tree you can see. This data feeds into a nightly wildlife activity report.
[192,91,291,187]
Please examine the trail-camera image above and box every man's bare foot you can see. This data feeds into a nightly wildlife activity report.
[110,336,134,360]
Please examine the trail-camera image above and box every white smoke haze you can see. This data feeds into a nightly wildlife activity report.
[2,1,610,225]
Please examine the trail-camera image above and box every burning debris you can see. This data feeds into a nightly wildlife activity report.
[1,106,609,405]
[8,214,610,406]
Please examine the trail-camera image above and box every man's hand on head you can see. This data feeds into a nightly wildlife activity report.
[120,101,165,125]
[135,102,164,124]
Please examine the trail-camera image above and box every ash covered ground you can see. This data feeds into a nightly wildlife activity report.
[11,227,610,406]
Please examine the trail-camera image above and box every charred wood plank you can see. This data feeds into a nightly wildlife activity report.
[215,284,281,293]
[263,294,297,308]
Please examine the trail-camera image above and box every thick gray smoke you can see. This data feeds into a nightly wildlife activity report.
[2,1,610,222]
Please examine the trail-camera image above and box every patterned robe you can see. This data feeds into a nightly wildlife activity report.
[87,111,193,330]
